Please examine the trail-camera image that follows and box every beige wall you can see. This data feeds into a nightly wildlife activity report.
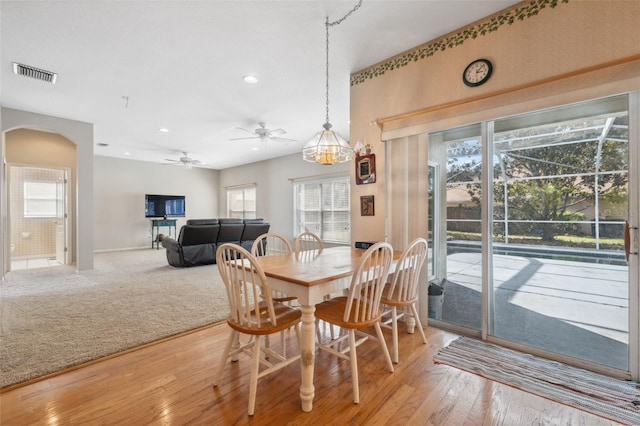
[349,0,640,244]
[5,129,77,168]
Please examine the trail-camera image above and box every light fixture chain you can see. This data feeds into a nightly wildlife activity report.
[325,17,330,124]
[328,0,363,27]
[324,0,363,126]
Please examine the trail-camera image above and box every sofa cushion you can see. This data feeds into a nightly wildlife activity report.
[218,218,244,224]
[179,224,220,246]
[242,218,266,224]
[240,223,270,242]
[186,219,219,226]
[217,220,245,244]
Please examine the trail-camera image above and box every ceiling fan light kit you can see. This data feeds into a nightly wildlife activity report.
[302,0,361,165]
[163,152,202,169]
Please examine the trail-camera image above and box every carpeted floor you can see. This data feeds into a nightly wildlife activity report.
[434,337,640,425]
[0,249,228,389]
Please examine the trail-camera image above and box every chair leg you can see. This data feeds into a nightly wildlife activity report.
[349,329,359,404]
[391,306,399,364]
[232,331,242,362]
[248,336,262,416]
[315,319,322,344]
[294,322,301,344]
[213,330,238,386]
[375,322,395,373]
[280,330,286,357]
[410,304,428,344]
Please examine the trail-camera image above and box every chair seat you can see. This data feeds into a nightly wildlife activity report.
[379,283,418,307]
[228,301,301,336]
[315,297,383,330]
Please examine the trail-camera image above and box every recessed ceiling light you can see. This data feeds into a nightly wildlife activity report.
[243,75,258,84]
[251,147,259,151]
[159,128,169,133]
[123,152,131,156]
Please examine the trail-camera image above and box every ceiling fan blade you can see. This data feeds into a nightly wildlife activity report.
[191,160,202,164]
[269,128,287,136]
[164,158,180,162]
[229,136,260,141]
[234,127,257,135]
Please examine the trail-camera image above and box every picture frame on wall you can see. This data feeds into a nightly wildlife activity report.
[355,154,376,185]
[360,195,374,216]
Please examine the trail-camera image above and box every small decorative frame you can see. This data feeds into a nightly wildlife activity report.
[360,195,374,216]
[355,154,376,185]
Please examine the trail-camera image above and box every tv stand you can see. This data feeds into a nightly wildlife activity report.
[150,219,177,249]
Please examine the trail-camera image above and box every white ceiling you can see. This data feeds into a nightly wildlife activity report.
[1,0,519,170]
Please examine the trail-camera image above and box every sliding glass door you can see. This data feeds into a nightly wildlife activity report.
[429,94,638,377]
[429,124,483,330]
[489,95,631,371]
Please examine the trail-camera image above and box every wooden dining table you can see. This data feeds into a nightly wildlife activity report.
[255,245,401,412]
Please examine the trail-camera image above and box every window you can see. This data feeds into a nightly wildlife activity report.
[293,176,350,244]
[24,181,57,218]
[226,185,256,219]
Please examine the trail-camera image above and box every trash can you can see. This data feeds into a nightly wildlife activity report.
[427,283,444,319]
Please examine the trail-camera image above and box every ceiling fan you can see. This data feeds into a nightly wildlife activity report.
[230,122,296,144]
[162,152,202,169]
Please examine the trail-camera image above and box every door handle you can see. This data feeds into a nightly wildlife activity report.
[625,221,639,261]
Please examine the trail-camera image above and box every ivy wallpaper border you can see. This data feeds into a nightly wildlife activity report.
[351,0,569,86]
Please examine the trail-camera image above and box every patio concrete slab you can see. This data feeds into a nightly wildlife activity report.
[440,252,629,370]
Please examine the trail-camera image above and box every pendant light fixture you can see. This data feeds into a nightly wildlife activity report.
[302,1,362,165]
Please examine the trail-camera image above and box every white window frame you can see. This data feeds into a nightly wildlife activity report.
[293,175,350,244]
[23,180,57,218]
[226,184,256,219]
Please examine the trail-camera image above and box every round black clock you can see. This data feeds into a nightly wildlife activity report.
[463,59,493,87]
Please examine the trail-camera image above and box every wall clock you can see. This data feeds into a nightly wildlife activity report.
[462,58,493,87]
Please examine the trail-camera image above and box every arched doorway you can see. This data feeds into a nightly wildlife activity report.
[5,129,75,270]
[1,107,95,276]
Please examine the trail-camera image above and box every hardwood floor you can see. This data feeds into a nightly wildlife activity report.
[0,323,620,425]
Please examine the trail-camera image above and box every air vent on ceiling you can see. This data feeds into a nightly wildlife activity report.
[12,62,58,84]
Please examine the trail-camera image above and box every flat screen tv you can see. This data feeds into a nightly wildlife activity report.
[145,194,185,218]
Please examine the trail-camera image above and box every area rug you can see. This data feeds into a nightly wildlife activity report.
[0,249,229,389]
[433,337,640,425]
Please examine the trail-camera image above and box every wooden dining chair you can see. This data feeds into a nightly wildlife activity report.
[251,232,293,257]
[379,237,429,363]
[251,232,296,356]
[314,242,395,404]
[213,243,301,416]
[294,231,323,254]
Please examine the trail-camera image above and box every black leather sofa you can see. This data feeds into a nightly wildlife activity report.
[161,218,269,267]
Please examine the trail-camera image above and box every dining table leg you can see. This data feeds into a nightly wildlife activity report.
[299,304,316,412]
